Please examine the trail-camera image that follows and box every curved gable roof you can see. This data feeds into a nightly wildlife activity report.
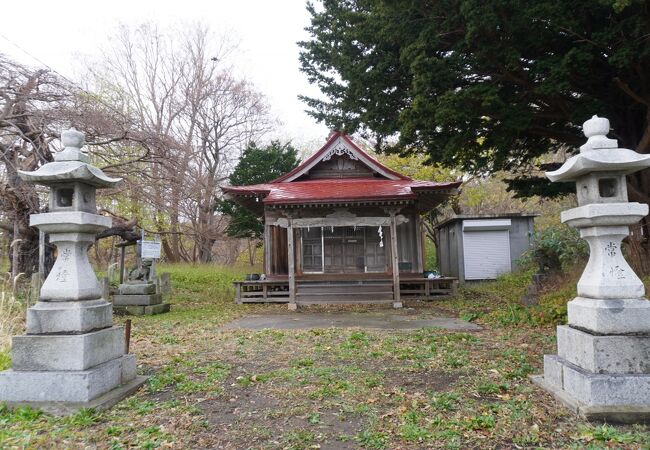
[271,131,410,183]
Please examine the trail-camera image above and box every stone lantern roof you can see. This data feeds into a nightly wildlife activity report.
[18,128,121,188]
[546,115,650,182]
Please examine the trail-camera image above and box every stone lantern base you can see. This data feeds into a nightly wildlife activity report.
[0,299,147,415]
[532,296,650,423]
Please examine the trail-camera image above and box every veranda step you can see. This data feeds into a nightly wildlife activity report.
[296,294,394,302]
[296,297,394,305]
[296,285,394,294]
[239,297,289,304]
[296,290,393,297]
[296,280,393,286]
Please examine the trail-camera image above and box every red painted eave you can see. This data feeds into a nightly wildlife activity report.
[411,181,462,191]
[222,186,270,196]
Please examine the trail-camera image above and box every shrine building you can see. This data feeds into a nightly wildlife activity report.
[222,132,461,308]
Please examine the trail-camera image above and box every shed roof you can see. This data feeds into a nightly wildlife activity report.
[433,213,538,230]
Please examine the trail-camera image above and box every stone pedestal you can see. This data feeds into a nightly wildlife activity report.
[533,302,650,422]
[113,282,170,316]
[0,297,147,414]
[0,129,146,414]
[532,115,650,423]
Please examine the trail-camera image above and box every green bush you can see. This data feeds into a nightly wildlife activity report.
[424,238,437,271]
[450,268,576,328]
[526,225,588,272]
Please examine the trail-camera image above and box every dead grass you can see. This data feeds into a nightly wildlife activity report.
[0,273,27,366]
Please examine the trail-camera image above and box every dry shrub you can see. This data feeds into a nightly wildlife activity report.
[625,225,650,277]
[0,273,26,350]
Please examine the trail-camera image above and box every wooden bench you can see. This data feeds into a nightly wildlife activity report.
[233,280,290,304]
[398,276,458,299]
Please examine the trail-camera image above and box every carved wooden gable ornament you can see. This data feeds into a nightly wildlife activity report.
[272,132,409,183]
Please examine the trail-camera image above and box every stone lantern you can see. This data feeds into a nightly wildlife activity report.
[533,116,650,422]
[0,129,146,414]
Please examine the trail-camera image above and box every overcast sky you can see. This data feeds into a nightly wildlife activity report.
[0,0,330,146]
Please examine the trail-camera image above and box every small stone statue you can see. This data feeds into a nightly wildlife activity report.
[127,259,152,283]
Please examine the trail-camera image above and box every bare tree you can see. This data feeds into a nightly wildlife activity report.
[0,49,163,276]
[86,23,272,263]
[0,56,69,277]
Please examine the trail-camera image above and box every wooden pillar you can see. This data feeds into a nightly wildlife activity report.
[235,282,241,304]
[264,224,271,275]
[390,212,402,308]
[287,220,297,310]
[451,279,459,297]
[415,217,424,273]
[119,245,126,284]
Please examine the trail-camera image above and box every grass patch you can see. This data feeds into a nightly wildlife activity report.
[0,349,11,371]
[1,263,649,448]
[438,267,582,327]
[355,429,389,449]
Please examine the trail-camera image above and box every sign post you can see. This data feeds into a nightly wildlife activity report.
[139,240,161,281]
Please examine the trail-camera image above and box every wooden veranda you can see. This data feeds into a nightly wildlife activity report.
[233,276,459,305]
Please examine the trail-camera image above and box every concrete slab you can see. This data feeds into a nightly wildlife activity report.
[557,325,650,374]
[531,374,650,424]
[0,356,127,402]
[114,303,171,316]
[1,375,148,416]
[118,283,156,295]
[568,297,650,334]
[113,294,162,306]
[221,312,482,331]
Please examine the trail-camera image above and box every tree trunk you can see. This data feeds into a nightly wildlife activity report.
[9,211,39,279]
[11,220,20,279]
[247,238,255,266]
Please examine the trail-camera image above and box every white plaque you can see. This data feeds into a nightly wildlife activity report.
[140,240,161,259]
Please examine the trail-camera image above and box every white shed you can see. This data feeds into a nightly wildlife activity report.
[434,214,535,284]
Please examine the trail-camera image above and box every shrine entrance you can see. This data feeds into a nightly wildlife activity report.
[300,226,388,274]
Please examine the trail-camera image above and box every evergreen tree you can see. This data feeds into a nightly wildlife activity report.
[219,141,299,239]
[299,0,650,200]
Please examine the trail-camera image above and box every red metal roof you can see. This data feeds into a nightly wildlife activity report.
[222,132,461,208]
[223,178,461,205]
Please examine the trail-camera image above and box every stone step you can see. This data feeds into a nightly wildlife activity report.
[26,299,112,334]
[12,326,125,371]
[114,303,171,316]
[118,283,156,295]
[557,325,650,374]
[0,355,135,403]
[113,294,162,306]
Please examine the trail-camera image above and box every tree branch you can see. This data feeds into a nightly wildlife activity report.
[613,77,650,107]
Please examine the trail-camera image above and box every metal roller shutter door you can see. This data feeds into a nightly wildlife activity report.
[463,230,511,280]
